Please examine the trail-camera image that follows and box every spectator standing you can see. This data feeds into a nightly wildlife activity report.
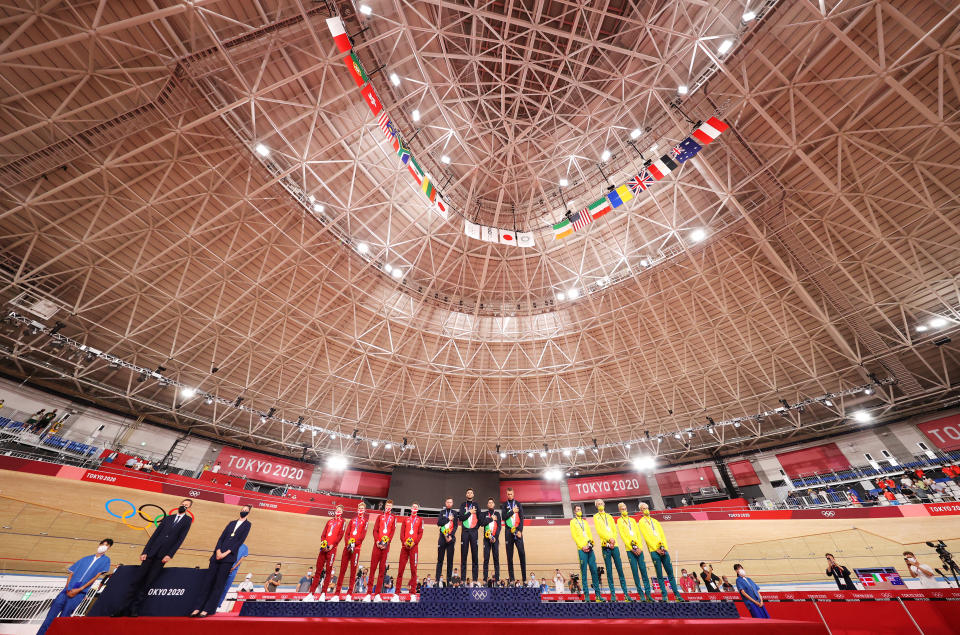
[734,564,769,619]
[37,539,113,635]
[211,461,222,473]
[825,553,856,590]
[264,563,283,592]
[26,410,45,432]
[297,568,313,593]
[237,573,254,592]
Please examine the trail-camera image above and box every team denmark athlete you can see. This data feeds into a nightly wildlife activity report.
[306,504,344,598]
[335,501,369,594]
[396,502,424,592]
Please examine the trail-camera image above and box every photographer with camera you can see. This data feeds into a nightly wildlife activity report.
[903,551,947,588]
[825,553,856,590]
[926,540,960,587]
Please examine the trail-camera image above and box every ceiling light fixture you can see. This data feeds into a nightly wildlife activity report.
[630,128,642,139]
[742,10,757,22]
[384,263,393,273]
[539,451,547,458]
[441,155,451,164]
[357,242,369,254]
[371,440,379,447]
[562,449,571,457]
[527,452,534,458]
[567,288,580,300]
[863,387,874,395]
[180,387,196,398]
[391,268,403,279]
[930,317,948,328]
[359,4,372,16]
[559,178,569,187]
[412,109,421,122]
[254,143,270,157]
[389,72,400,86]
[313,203,325,213]
[327,454,349,470]
[639,258,650,267]
[690,228,707,242]
[577,449,585,455]
[385,443,392,449]
[678,85,689,95]
[556,292,566,301]
[852,410,872,423]
[601,149,611,162]
[916,325,928,332]
[718,39,734,54]
[499,452,506,458]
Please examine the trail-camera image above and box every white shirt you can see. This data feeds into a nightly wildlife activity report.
[238,580,254,592]
[554,573,565,593]
[910,563,947,588]
[231,519,246,536]
[212,464,221,473]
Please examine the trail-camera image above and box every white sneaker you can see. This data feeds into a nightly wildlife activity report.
[318,593,326,602]
[390,594,401,603]
[374,594,383,602]
[362,594,372,602]
[328,595,339,603]
[302,594,315,602]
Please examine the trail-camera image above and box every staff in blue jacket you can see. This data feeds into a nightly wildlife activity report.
[37,539,113,635]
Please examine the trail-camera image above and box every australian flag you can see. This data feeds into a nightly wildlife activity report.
[672,137,702,163]
[629,171,654,193]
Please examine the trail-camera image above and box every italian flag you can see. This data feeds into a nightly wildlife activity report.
[485,519,498,537]
[463,514,477,529]
[441,519,454,535]
[505,515,520,529]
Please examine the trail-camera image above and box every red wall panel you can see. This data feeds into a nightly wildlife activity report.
[655,466,718,496]
[316,468,391,497]
[499,479,563,503]
[775,442,851,478]
[916,413,960,451]
[727,459,761,486]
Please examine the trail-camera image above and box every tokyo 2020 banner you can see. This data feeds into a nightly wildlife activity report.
[215,447,313,487]
[567,472,651,499]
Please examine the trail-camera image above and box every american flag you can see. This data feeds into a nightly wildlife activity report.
[630,171,654,193]
[571,210,593,231]
[378,113,392,137]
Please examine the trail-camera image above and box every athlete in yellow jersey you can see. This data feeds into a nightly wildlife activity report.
[635,502,685,602]
[592,500,631,601]
[569,504,604,602]
[616,502,655,601]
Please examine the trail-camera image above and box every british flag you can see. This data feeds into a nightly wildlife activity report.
[630,171,654,193]
[571,210,593,231]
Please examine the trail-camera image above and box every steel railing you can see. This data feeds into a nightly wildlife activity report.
[0,579,98,624]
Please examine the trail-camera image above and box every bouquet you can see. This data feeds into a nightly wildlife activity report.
[404,537,415,548]
[377,536,389,549]
[441,520,454,536]
[347,537,356,552]
[320,539,329,552]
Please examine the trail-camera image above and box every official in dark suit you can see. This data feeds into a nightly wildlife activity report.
[113,498,193,617]
[190,505,251,617]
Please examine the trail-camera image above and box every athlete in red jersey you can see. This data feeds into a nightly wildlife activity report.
[335,501,369,594]
[396,502,424,592]
[368,499,397,596]
[307,504,345,596]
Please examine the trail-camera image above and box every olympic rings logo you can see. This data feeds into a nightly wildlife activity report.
[105,498,196,531]
[471,588,488,600]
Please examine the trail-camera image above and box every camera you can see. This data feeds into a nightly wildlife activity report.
[925,539,959,587]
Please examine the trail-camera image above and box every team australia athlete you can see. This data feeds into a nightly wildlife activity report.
[636,502,685,602]
[616,502,654,601]
[570,504,604,602]
[593,499,631,601]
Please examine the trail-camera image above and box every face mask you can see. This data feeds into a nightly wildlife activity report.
[239,510,249,518]
[737,569,746,577]
[703,566,709,571]
[178,505,187,514]
[907,557,916,562]
[275,568,280,572]
[411,508,418,516]
[335,509,342,517]
[575,510,582,518]
[245,574,252,580]
[642,509,650,517]
[620,510,628,517]
[596,504,604,512]
[97,545,109,554]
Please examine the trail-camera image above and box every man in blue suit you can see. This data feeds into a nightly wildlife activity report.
[37,538,113,634]
[112,498,193,617]
[190,505,251,617]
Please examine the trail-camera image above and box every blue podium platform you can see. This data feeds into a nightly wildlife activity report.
[238,587,738,620]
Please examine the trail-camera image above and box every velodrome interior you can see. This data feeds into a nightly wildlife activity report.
[1,0,960,632]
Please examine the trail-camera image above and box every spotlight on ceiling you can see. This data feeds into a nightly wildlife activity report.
[630,128,642,139]
[742,10,757,22]
[632,456,656,472]
[577,449,585,455]
[371,440,379,447]
[412,109,421,122]
[539,451,547,458]
[718,39,734,54]
[389,72,400,86]
[359,4,372,16]
[852,410,872,423]
[863,387,874,395]
[391,267,403,279]
[930,317,948,328]
[916,325,928,332]
[639,258,650,267]
[823,399,834,407]
[205,396,214,404]
[254,143,270,157]
[180,387,196,398]
[499,452,506,458]
[689,228,707,242]
[441,155,451,164]
[567,288,580,299]
[562,449,571,457]
[385,443,392,449]
[556,292,566,301]
[383,263,393,273]
[673,433,681,440]
[544,469,563,481]
[559,178,569,187]
[678,85,689,95]
[357,242,369,254]
[313,203,325,213]
[527,452,534,458]
[327,454,349,470]
[600,149,611,162]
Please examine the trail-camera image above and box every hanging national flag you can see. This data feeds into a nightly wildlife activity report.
[435,197,447,217]
[499,229,516,244]
[672,137,702,163]
[515,231,535,247]
[396,136,412,164]
[326,17,352,53]
[481,225,500,243]
[691,117,729,145]
[361,84,382,116]
[378,113,392,137]
[344,52,369,87]
[629,171,654,193]
[464,219,482,240]
[553,217,574,240]
[606,184,633,208]
[421,176,437,201]
[647,159,667,180]
[659,153,678,172]
[572,210,593,231]
[407,155,424,183]
[587,197,612,220]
